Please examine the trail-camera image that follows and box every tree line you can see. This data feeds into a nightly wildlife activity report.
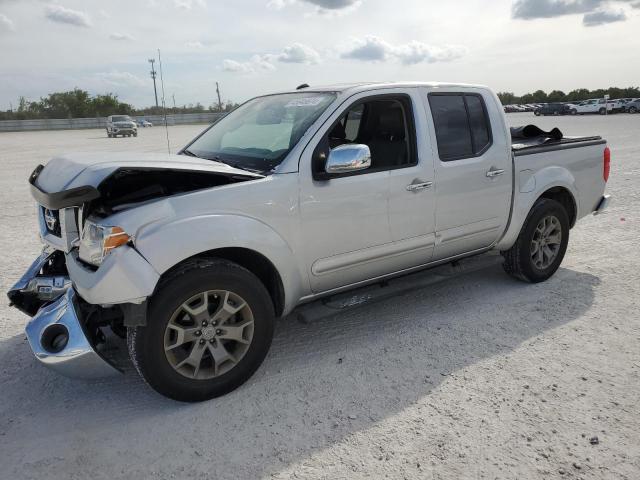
[497,86,640,105]
[0,88,239,121]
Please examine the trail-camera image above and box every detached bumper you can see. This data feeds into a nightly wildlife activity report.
[25,289,121,379]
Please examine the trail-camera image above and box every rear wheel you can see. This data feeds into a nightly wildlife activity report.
[599,107,606,115]
[501,198,569,283]
[629,106,637,114]
[127,258,275,402]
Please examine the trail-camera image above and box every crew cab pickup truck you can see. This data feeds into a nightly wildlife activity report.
[8,82,611,402]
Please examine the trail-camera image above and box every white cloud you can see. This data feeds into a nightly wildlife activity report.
[0,13,15,33]
[223,43,320,73]
[512,0,636,25]
[394,41,468,65]
[45,5,92,27]
[267,0,362,14]
[222,57,276,74]
[95,71,145,87]
[174,0,206,10]
[583,7,626,24]
[274,43,320,64]
[109,32,135,41]
[341,36,392,61]
[185,40,205,48]
[341,36,467,64]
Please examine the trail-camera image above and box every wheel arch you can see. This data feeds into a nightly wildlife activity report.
[496,169,579,251]
[160,247,286,318]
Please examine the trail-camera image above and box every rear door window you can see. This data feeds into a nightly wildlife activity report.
[428,93,492,161]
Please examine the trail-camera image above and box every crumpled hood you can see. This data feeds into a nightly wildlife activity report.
[34,152,261,192]
[30,152,263,210]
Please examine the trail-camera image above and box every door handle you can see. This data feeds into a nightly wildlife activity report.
[406,181,433,192]
[486,168,505,178]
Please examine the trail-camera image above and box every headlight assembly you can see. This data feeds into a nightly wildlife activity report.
[78,221,130,266]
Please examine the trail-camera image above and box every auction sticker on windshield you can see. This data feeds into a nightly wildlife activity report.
[285,97,327,107]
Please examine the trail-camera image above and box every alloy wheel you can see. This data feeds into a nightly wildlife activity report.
[530,215,562,270]
[164,290,254,379]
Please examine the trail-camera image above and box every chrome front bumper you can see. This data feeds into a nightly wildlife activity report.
[8,252,123,379]
[25,289,121,379]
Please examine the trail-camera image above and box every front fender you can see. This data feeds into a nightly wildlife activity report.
[134,214,306,314]
[495,166,578,251]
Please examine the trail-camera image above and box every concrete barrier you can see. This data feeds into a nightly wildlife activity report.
[0,112,227,132]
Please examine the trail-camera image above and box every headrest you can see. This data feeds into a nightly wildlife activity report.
[375,107,405,140]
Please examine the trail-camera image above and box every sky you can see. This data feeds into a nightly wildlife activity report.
[0,0,639,109]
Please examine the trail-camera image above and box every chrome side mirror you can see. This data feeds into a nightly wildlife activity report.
[325,144,371,174]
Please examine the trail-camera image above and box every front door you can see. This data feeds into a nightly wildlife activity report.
[299,90,431,293]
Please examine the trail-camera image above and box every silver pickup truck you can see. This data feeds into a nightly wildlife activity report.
[8,82,610,402]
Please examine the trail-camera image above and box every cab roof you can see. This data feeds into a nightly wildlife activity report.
[270,81,490,96]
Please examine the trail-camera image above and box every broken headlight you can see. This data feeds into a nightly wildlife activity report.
[78,221,130,266]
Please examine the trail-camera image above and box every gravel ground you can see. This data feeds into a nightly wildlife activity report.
[0,113,638,479]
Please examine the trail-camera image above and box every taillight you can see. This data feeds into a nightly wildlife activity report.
[603,146,610,182]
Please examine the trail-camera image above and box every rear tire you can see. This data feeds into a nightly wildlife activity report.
[501,198,569,283]
[127,258,275,402]
[630,107,637,114]
[599,107,606,115]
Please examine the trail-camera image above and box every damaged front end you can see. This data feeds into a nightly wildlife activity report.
[8,250,121,378]
[9,152,263,379]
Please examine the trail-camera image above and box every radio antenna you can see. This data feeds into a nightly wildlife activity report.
[157,48,171,154]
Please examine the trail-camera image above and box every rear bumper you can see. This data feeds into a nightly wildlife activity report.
[593,194,611,215]
[25,289,121,379]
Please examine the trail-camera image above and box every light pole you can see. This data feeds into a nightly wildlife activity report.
[149,58,159,108]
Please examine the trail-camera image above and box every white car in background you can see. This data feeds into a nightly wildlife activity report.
[574,99,613,115]
[136,119,153,127]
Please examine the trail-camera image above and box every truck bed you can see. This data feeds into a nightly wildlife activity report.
[512,135,605,156]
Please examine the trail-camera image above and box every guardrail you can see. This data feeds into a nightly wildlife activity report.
[0,112,226,132]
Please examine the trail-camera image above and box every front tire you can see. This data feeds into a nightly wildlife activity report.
[501,198,569,283]
[599,107,606,115]
[128,258,275,402]
[630,107,637,114]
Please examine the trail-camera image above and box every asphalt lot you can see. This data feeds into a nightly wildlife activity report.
[1,113,639,479]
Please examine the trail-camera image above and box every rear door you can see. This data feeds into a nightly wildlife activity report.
[423,89,512,260]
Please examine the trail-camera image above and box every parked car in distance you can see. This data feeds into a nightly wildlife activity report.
[573,99,613,115]
[534,103,570,116]
[136,119,153,127]
[625,99,640,113]
[10,82,611,402]
[106,115,138,137]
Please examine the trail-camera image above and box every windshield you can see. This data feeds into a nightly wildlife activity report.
[186,92,336,173]
[112,115,132,122]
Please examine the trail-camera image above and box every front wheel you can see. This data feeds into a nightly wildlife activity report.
[570,109,577,115]
[599,107,606,115]
[127,258,275,402]
[630,107,637,114]
[501,198,569,283]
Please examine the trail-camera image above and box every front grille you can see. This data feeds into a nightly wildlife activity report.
[42,207,61,237]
